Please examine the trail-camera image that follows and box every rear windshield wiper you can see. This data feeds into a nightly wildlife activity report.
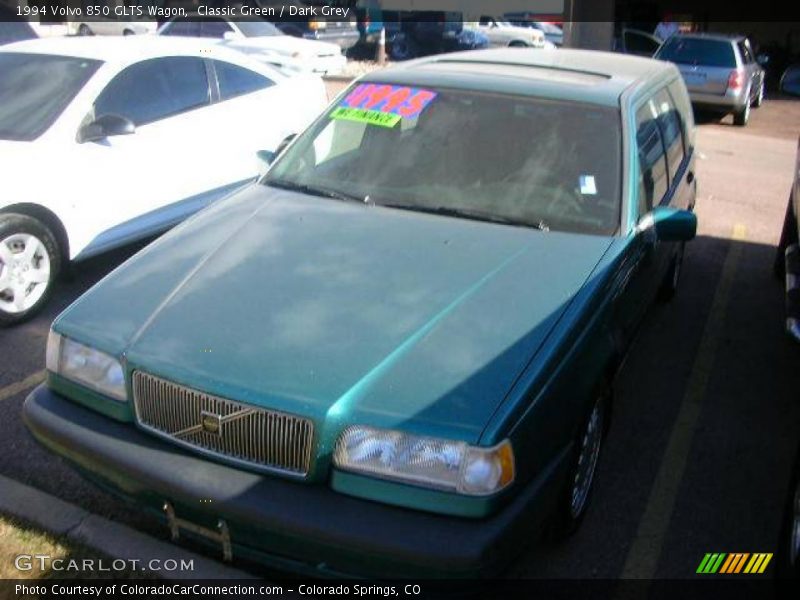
[381,203,549,231]
[266,179,366,204]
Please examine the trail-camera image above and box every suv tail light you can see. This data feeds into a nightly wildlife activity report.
[727,70,744,91]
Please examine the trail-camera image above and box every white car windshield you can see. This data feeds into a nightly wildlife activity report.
[0,53,102,141]
[265,83,622,236]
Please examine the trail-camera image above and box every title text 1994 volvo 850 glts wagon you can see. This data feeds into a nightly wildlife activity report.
[24,48,697,577]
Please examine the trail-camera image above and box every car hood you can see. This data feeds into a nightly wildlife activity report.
[56,185,613,443]
[225,36,340,57]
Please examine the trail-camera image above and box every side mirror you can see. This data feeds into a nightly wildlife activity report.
[223,31,238,41]
[77,114,135,144]
[646,206,697,242]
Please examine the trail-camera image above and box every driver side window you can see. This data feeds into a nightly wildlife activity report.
[93,57,210,127]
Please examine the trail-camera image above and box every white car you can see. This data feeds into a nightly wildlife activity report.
[0,36,328,325]
[158,17,347,76]
[70,20,158,37]
[474,17,546,48]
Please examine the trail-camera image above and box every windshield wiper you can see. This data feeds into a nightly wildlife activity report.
[266,179,366,204]
[380,203,549,231]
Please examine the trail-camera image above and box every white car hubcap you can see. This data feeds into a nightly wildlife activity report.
[0,233,51,314]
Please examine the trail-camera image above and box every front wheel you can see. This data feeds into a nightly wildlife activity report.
[550,392,608,539]
[0,214,61,327]
[78,24,93,36]
[388,34,417,61]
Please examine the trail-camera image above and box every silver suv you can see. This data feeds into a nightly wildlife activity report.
[655,33,765,126]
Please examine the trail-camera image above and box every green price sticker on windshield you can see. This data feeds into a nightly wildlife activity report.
[330,106,401,128]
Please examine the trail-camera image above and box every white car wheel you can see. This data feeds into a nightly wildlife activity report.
[0,214,61,326]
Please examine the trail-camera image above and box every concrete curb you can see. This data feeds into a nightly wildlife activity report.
[0,474,254,579]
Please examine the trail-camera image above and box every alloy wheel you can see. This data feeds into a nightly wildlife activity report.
[570,399,604,519]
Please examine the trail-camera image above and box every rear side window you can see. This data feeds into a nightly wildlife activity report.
[94,56,210,126]
[636,101,669,215]
[652,88,685,186]
[200,19,234,38]
[657,37,736,68]
[160,20,201,37]
[213,60,273,100]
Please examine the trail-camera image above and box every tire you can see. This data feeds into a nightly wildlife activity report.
[776,450,800,580]
[753,81,765,108]
[388,35,417,61]
[122,29,134,36]
[78,24,93,36]
[659,242,686,301]
[509,40,528,47]
[550,390,609,539]
[0,214,62,327]
[733,95,751,126]
[775,199,798,279]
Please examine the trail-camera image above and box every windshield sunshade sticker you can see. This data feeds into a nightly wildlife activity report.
[332,84,438,127]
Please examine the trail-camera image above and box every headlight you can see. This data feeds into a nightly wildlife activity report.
[333,426,515,496]
[46,331,126,402]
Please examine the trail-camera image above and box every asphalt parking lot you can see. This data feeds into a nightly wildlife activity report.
[0,92,799,580]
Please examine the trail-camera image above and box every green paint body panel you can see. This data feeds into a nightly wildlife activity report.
[32,50,697,575]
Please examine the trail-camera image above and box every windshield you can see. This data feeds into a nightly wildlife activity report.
[265,83,622,236]
[0,53,102,141]
[656,37,736,68]
[237,21,283,38]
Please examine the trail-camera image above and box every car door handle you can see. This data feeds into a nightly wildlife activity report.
[686,171,695,184]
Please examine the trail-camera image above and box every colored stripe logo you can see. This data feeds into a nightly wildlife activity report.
[697,553,772,574]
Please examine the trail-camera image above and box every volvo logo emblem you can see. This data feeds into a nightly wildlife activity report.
[200,411,223,436]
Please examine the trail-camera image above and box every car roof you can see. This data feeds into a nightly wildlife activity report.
[667,32,745,43]
[366,48,674,107]
[0,35,239,64]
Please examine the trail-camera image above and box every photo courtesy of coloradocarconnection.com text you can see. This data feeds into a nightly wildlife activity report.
[1,0,800,598]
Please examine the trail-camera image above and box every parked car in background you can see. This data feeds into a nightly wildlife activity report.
[25,48,697,577]
[456,26,490,52]
[781,64,800,96]
[382,10,463,60]
[354,0,383,49]
[504,15,563,47]
[158,16,346,75]
[0,19,38,46]
[613,28,662,57]
[259,0,360,52]
[655,33,765,126]
[0,36,327,324]
[476,16,546,48]
[70,19,158,36]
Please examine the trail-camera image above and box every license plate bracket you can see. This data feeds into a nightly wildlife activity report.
[163,501,232,562]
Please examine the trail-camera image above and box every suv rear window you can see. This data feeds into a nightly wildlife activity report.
[657,38,736,68]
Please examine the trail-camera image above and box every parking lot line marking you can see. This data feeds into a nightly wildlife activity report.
[0,370,46,403]
[620,224,747,580]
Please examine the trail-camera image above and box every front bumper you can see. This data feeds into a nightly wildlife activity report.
[23,385,566,578]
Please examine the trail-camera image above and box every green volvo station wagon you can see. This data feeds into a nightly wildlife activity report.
[24,48,697,577]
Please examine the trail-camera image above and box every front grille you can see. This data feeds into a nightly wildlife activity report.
[132,371,314,477]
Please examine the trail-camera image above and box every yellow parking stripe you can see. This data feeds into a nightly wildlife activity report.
[621,225,748,579]
[0,370,46,403]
